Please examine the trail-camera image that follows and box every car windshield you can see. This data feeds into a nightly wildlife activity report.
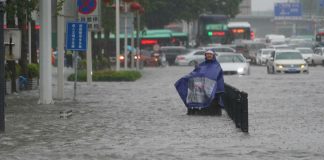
[297,48,313,54]
[217,55,245,63]
[275,52,303,60]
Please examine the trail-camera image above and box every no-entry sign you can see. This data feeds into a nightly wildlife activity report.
[77,0,97,15]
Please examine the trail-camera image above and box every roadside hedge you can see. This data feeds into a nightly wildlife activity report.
[68,70,142,82]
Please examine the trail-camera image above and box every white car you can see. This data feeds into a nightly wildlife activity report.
[174,49,206,66]
[267,50,309,74]
[256,48,275,65]
[216,53,250,75]
[312,47,324,66]
[199,46,236,53]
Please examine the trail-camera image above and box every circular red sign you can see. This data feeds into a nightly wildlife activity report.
[78,0,97,15]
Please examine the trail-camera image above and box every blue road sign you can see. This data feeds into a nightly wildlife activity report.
[321,0,324,7]
[274,3,302,17]
[66,22,88,51]
[77,0,97,14]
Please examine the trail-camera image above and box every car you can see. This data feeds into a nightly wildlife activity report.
[266,50,309,74]
[256,48,275,65]
[174,49,206,66]
[267,44,293,50]
[312,47,324,66]
[199,46,236,53]
[295,47,324,66]
[216,53,250,75]
[160,46,189,66]
[138,50,160,67]
[233,40,267,63]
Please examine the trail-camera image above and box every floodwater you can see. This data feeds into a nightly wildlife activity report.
[1,65,324,160]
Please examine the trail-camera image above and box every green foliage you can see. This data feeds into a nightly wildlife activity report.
[101,0,243,32]
[78,60,87,70]
[68,70,142,82]
[134,0,242,28]
[16,64,22,76]
[27,63,39,78]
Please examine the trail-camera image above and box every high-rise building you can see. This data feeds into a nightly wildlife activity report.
[239,0,251,16]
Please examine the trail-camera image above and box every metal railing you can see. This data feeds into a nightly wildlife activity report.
[223,83,249,133]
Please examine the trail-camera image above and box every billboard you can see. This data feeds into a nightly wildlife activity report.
[274,3,302,17]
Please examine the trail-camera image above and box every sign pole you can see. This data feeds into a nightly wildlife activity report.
[66,22,88,101]
[86,31,92,85]
[73,51,78,101]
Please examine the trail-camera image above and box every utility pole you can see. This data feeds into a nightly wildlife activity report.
[57,1,65,100]
[0,0,6,133]
[39,0,53,104]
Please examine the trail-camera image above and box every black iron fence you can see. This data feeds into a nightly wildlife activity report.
[223,83,248,133]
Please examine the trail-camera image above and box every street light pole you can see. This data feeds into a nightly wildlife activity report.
[0,0,6,133]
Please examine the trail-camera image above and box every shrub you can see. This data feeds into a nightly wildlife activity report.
[78,59,87,70]
[16,64,22,76]
[67,70,87,81]
[68,70,141,81]
[27,63,39,78]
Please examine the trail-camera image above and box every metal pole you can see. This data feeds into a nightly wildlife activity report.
[86,31,92,85]
[131,23,135,69]
[57,2,65,100]
[0,0,6,133]
[39,0,53,104]
[73,51,78,101]
[28,22,31,64]
[116,0,120,71]
[124,1,128,69]
[136,10,140,70]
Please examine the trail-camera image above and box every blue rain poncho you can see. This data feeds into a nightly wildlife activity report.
[174,57,225,109]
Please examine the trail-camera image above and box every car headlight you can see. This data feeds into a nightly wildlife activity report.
[301,64,305,69]
[276,64,283,69]
[237,67,244,73]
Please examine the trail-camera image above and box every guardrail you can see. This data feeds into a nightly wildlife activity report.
[223,83,249,133]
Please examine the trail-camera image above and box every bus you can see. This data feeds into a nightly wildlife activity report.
[196,14,230,46]
[228,21,252,42]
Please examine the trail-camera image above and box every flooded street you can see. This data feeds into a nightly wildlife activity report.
[1,66,324,160]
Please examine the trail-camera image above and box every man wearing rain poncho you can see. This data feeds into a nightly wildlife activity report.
[175,50,225,115]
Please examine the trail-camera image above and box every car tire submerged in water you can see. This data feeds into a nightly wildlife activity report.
[312,60,316,66]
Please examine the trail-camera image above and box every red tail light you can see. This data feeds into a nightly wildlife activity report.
[176,56,185,60]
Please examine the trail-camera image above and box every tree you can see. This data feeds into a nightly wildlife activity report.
[134,0,242,28]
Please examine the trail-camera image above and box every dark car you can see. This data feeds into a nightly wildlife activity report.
[140,50,160,67]
[160,46,189,65]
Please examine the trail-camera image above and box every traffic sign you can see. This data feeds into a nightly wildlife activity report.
[321,0,324,7]
[274,3,302,17]
[77,0,97,15]
[66,22,88,51]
